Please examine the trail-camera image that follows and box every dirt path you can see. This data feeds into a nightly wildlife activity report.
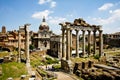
[54,71,78,80]
[39,65,79,80]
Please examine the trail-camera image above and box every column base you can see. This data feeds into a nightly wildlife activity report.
[82,54,89,58]
[61,59,73,74]
[26,62,30,67]
[62,57,66,60]
[18,58,21,63]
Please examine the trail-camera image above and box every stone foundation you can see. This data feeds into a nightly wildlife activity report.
[61,59,73,73]
[73,61,94,73]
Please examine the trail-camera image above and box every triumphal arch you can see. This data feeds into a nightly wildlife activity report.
[59,18,103,72]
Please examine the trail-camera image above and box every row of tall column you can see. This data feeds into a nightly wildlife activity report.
[61,28,103,60]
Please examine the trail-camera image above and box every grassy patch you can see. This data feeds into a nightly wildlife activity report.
[30,52,59,67]
[104,48,120,56]
[30,53,44,67]
[52,64,61,70]
[0,62,27,80]
[0,51,9,58]
[71,57,98,63]
[45,57,59,64]
[0,51,18,58]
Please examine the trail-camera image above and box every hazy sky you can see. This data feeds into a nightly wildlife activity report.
[0,0,120,34]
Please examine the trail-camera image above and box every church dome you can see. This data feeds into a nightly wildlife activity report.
[39,17,49,31]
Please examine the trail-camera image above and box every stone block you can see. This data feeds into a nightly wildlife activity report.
[3,56,10,63]
[7,77,13,80]
[88,61,94,68]
[21,75,26,79]
[77,63,82,70]
[61,59,73,73]
[82,62,85,69]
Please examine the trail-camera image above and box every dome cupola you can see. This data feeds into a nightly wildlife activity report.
[39,17,49,31]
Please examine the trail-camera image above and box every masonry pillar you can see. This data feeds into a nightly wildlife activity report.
[93,30,96,55]
[66,28,70,60]
[82,30,86,56]
[99,30,103,57]
[25,24,30,65]
[76,30,79,58]
[88,30,91,56]
[70,30,72,57]
[38,33,41,49]
[18,30,21,63]
[62,29,66,59]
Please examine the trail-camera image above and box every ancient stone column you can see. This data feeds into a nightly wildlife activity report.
[93,30,96,55]
[76,30,79,58]
[62,29,66,59]
[66,28,71,60]
[88,30,91,56]
[38,33,41,49]
[99,30,103,57]
[18,30,21,63]
[82,30,85,56]
[70,30,72,57]
[25,24,30,65]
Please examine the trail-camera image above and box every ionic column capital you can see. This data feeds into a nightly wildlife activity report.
[75,29,79,34]
[82,30,85,34]
[93,30,97,33]
[70,29,72,32]
[87,30,91,33]
[61,28,65,31]
[75,29,79,32]
[99,30,103,33]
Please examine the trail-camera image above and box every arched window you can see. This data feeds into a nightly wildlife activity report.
[44,41,47,47]
[45,34,46,37]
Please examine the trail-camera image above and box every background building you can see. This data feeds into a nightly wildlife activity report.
[32,17,55,51]
[0,26,26,51]
[104,32,120,47]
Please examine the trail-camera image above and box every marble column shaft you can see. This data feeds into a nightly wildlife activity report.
[70,30,72,57]
[25,25,30,64]
[18,30,21,63]
[76,30,79,58]
[62,29,66,59]
[88,30,91,56]
[66,28,70,60]
[93,30,96,55]
[99,30,103,57]
[38,33,41,48]
[82,30,85,56]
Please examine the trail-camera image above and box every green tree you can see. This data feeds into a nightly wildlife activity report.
[29,44,35,50]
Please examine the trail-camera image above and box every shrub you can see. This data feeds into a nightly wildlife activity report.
[45,57,59,64]
[94,54,100,59]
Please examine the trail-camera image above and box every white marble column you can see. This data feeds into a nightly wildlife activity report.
[70,30,72,57]
[62,29,66,59]
[38,33,41,48]
[88,30,91,56]
[25,24,30,65]
[82,30,85,56]
[66,28,70,60]
[76,30,79,58]
[18,30,21,63]
[99,30,103,57]
[93,30,96,55]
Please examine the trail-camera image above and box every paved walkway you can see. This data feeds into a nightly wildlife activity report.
[54,72,78,80]
[39,65,79,80]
